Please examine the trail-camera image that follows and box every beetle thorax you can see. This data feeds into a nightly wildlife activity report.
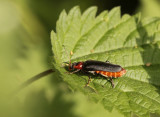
[71,62,83,70]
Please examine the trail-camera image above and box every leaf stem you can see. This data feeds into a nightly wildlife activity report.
[12,69,54,95]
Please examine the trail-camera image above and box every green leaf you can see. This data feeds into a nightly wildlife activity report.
[51,6,160,117]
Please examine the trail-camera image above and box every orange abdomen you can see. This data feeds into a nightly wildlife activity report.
[95,68,126,78]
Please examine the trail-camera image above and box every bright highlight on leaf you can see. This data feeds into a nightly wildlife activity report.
[51,6,160,117]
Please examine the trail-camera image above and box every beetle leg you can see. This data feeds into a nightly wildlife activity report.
[84,76,98,93]
[105,60,110,63]
[85,76,92,87]
[109,78,114,88]
[66,69,80,74]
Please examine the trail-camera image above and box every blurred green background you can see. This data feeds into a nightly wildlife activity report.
[1,0,160,117]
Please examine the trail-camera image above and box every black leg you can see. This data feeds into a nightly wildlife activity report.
[109,78,114,88]
[84,76,98,93]
[66,69,80,74]
[105,60,110,63]
[85,76,92,87]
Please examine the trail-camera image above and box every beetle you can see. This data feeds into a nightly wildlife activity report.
[67,60,126,88]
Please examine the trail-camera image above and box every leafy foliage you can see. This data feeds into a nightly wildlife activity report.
[51,6,160,117]
[0,2,125,117]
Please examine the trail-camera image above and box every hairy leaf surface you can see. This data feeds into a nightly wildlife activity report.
[51,6,160,117]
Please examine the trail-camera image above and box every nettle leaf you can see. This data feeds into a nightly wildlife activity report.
[51,6,160,117]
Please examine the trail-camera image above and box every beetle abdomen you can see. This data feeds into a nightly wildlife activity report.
[95,68,126,78]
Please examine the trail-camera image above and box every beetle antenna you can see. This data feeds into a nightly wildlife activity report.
[62,45,72,69]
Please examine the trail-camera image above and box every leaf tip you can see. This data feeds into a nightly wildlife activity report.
[69,5,80,12]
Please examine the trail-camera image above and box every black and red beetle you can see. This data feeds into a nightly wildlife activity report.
[66,59,126,88]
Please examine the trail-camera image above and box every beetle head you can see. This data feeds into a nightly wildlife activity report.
[68,62,76,70]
